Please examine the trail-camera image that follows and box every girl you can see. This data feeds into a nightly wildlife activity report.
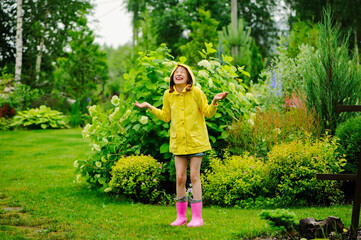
[133,63,227,227]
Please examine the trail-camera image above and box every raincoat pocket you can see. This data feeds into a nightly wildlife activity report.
[170,132,177,150]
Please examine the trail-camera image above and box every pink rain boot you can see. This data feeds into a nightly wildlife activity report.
[170,197,187,226]
[187,200,203,227]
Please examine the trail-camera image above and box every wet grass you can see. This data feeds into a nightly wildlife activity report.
[0,128,355,239]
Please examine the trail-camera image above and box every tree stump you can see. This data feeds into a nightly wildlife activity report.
[299,216,344,239]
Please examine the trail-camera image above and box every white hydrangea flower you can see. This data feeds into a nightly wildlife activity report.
[88,105,97,117]
[93,144,101,152]
[109,107,119,122]
[246,93,254,99]
[95,174,101,178]
[198,70,209,78]
[208,78,214,88]
[111,95,120,106]
[197,60,212,70]
[95,161,102,168]
[210,60,221,68]
[82,123,92,138]
[76,174,82,183]
[102,138,108,144]
[104,187,112,193]
[120,109,131,122]
[73,160,79,168]
[140,116,148,125]
[229,82,236,92]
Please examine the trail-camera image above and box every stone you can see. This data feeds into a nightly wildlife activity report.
[299,216,344,239]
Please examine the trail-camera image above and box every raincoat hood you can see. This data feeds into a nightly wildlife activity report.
[169,63,196,92]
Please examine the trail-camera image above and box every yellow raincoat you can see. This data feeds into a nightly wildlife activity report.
[150,64,217,155]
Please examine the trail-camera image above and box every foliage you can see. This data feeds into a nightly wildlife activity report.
[180,8,219,66]
[0,0,92,90]
[68,100,87,127]
[202,154,268,207]
[3,84,42,112]
[108,155,166,204]
[193,43,257,154]
[335,115,361,174]
[287,20,319,58]
[0,117,13,131]
[302,8,361,134]
[219,18,252,74]
[284,0,361,53]
[227,98,321,158]
[0,66,12,93]
[260,209,297,231]
[127,0,277,58]
[267,135,346,206]
[11,105,69,129]
[76,43,254,192]
[53,16,109,108]
[103,44,136,98]
[254,39,315,110]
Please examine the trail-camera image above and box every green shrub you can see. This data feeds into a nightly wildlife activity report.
[260,209,297,232]
[335,115,361,174]
[267,135,346,206]
[11,105,69,129]
[108,155,166,203]
[0,117,13,131]
[202,154,268,207]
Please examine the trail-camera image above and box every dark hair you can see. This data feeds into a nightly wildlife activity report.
[169,66,193,93]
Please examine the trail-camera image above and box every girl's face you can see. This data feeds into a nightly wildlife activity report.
[173,66,189,87]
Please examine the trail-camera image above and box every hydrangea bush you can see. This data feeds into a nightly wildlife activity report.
[75,43,256,191]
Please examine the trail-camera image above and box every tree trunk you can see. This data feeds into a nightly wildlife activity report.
[231,0,238,61]
[14,0,23,85]
[35,7,49,82]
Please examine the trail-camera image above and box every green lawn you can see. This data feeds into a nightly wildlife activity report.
[0,129,355,239]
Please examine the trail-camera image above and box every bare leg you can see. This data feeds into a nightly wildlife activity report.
[174,156,188,199]
[190,156,202,200]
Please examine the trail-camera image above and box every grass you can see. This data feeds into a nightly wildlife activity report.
[0,128,356,239]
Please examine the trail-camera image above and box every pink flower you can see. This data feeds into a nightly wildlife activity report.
[142,182,145,185]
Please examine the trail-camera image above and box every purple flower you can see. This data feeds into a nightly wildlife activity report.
[86,97,91,102]
[270,69,277,89]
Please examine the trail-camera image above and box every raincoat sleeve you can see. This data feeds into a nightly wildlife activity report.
[150,91,171,122]
[199,89,217,118]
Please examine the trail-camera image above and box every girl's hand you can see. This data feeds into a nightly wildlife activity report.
[212,92,228,105]
[133,101,153,110]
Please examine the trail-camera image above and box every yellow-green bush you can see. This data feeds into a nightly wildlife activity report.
[267,135,346,205]
[109,155,166,203]
[202,154,269,207]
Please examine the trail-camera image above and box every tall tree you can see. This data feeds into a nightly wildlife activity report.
[1,0,92,91]
[53,17,109,105]
[231,0,238,58]
[14,0,23,84]
[35,0,49,82]
[284,0,361,54]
